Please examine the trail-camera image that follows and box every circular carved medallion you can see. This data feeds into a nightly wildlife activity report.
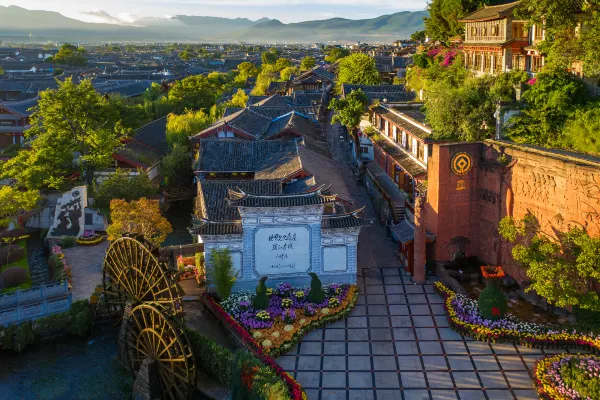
[451,152,473,176]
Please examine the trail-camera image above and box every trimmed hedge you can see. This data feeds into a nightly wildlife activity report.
[186,329,234,387]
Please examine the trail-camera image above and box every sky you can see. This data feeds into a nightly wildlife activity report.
[0,0,428,24]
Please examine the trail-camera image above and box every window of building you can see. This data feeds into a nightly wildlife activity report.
[392,125,398,143]
[361,146,370,153]
[471,26,477,36]
[401,131,407,148]
[407,134,412,152]
[418,142,424,160]
[424,144,429,164]
[412,138,418,156]
[482,27,487,36]
[512,22,528,39]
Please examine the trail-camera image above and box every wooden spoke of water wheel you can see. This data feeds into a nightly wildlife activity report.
[125,303,196,400]
[102,237,182,316]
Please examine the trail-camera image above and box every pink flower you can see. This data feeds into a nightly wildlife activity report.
[527,78,537,85]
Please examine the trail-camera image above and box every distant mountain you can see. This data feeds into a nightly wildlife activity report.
[0,5,427,43]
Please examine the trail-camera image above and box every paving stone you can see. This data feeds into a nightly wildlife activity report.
[324,342,346,355]
[447,356,475,371]
[390,316,412,327]
[491,343,518,354]
[400,371,426,388]
[382,268,400,276]
[347,356,372,370]
[376,390,404,400]
[385,285,405,294]
[404,285,424,294]
[423,285,436,293]
[348,372,373,388]
[438,328,463,340]
[478,371,509,388]
[369,316,390,328]
[472,356,500,371]
[348,390,375,400]
[373,355,397,370]
[384,276,403,284]
[321,389,346,400]
[430,304,446,315]
[419,341,444,355]
[366,295,387,304]
[366,286,385,294]
[504,371,534,389]
[388,305,410,315]
[434,315,450,327]
[347,329,369,341]
[466,341,493,354]
[325,329,346,341]
[496,356,527,371]
[349,305,367,316]
[365,277,384,285]
[374,371,400,388]
[302,329,324,341]
[409,304,431,315]
[512,389,539,399]
[367,305,389,315]
[300,342,323,355]
[422,356,448,370]
[520,355,541,371]
[387,294,408,304]
[427,371,455,388]
[429,390,458,399]
[347,317,368,328]
[393,328,416,340]
[402,389,430,400]
[412,316,435,327]
[395,341,420,355]
[276,355,297,371]
[356,295,366,305]
[397,355,422,370]
[443,342,469,355]
[327,319,346,329]
[415,328,438,340]
[304,389,320,400]
[486,389,516,400]
[370,328,392,341]
[516,346,543,355]
[323,356,346,371]
[295,371,321,388]
[347,342,371,355]
[407,295,428,304]
[372,341,395,355]
[451,372,481,388]
[426,294,444,304]
[322,371,346,388]
[457,390,486,399]
[298,356,322,370]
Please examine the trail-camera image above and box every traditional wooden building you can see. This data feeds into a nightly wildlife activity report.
[458,1,529,75]
[0,99,36,149]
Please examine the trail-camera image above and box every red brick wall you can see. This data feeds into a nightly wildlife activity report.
[426,141,600,284]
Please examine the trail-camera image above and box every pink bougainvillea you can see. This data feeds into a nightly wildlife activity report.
[527,77,537,85]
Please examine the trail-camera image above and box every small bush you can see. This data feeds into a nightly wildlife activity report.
[307,272,325,304]
[575,307,600,334]
[186,329,234,387]
[0,244,25,266]
[209,248,236,300]
[60,236,76,248]
[478,279,507,321]
[253,276,269,310]
[0,267,28,289]
[2,324,35,352]
[69,303,92,337]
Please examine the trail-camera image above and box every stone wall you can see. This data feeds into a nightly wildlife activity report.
[426,140,600,284]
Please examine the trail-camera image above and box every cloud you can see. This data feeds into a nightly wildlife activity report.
[80,9,123,24]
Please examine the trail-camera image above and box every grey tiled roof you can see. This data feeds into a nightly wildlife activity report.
[370,134,427,178]
[266,81,288,94]
[196,140,301,180]
[376,106,430,140]
[341,84,416,103]
[253,94,293,107]
[322,208,372,229]
[294,67,335,83]
[262,111,323,141]
[189,217,242,235]
[227,186,336,208]
[292,92,326,107]
[390,219,415,244]
[116,117,168,167]
[283,176,317,194]
[458,1,520,22]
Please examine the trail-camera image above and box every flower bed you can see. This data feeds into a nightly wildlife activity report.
[435,281,600,351]
[221,282,358,357]
[534,354,600,400]
[76,231,105,246]
[201,293,307,400]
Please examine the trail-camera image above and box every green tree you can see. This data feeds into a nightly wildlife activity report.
[226,89,249,109]
[410,30,427,42]
[329,88,369,133]
[0,186,40,229]
[166,109,213,146]
[424,0,480,41]
[49,43,87,66]
[234,61,259,84]
[499,214,600,311]
[324,47,350,64]
[209,248,236,300]
[107,198,172,248]
[336,53,381,91]
[179,49,192,61]
[253,276,269,310]
[161,144,194,188]
[261,48,279,65]
[300,56,316,71]
[507,70,589,146]
[274,58,292,71]
[168,75,219,114]
[280,66,299,81]
[0,66,4,75]
[94,169,157,208]
[560,105,600,155]
[1,78,120,189]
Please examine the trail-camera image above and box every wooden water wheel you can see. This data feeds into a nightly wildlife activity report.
[102,237,182,316]
[124,303,196,400]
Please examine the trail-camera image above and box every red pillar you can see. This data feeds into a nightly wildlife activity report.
[413,196,426,284]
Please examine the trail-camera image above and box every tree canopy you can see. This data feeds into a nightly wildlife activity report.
[499,213,600,311]
[107,198,172,248]
[168,74,226,114]
[324,47,350,64]
[48,43,87,67]
[261,48,279,65]
[0,187,40,230]
[1,78,120,189]
[336,53,381,91]
[300,56,316,71]
[329,89,369,132]
[166,109,213,147]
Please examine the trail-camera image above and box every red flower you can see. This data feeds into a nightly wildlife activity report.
[491,307,500,316]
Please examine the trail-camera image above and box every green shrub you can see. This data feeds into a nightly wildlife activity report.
[60,236,76,248]
[478,279,507,321]
[69,300,92,337]
[94,168,157,208]
[186,329,234,387]
[307,272,325,304]
[2,323,35,352]
[0,267,29,288]
[209,248,236,300]
[574,307,600,334]
[252,276,269,310]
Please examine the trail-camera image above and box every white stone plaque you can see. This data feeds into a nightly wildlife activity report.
[323,246,347,272]
[254,227,310,275]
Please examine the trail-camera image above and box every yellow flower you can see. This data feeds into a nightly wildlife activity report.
[252,331,263,339]
[271,331,280,338]
[284,324,294,332]
[262,339,272,347]
[321,308,330,315]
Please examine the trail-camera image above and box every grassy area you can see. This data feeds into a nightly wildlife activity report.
[1,239,32,293]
